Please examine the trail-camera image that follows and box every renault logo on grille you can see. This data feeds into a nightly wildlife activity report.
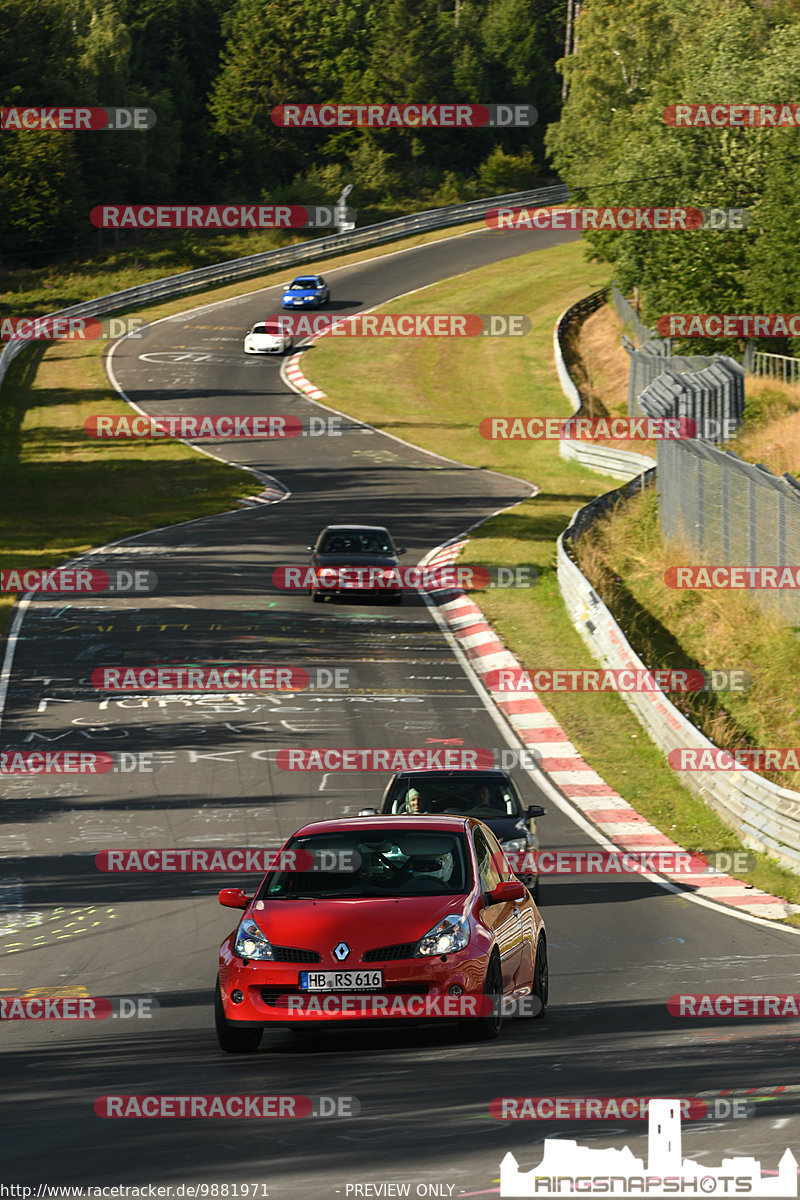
[333,942,350,961]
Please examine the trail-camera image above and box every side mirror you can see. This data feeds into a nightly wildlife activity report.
[357,807,378,816]
[283,282,291,288]
[219,888,250,910]
[526,804,546,818]
[395,546,407,556]
[487,880,527,903]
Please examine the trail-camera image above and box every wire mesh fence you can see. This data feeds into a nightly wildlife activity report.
[658,438,800,623]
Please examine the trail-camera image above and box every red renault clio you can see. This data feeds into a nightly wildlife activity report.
[215,815,547,1053]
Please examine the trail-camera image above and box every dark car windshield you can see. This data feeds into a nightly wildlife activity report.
[251,323,272,334]
[289,279,317,289]
[318,530,393,555]
[386,774,521,818]
[258,829,472,898]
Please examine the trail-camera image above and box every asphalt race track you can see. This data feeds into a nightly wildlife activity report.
[2,225,799,1197]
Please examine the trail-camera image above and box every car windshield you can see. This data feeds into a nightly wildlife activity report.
[251,323,271,334]
[318,530,393,555]
[290,279,316,289]
[259,830,472,898]
[387,775,521,817]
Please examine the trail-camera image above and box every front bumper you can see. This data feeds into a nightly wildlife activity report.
[219,945,488,1025]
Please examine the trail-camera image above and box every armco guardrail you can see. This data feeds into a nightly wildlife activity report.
[0,183,568,390]
[558,509,800,872]
[555,292,800,872]
[554,290,656,481]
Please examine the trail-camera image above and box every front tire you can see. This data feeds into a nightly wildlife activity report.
[215,977,263,1053]
[531,937,548,1019]
[460,954,503,1041]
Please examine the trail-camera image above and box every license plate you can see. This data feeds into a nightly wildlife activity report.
[299,970,383,991]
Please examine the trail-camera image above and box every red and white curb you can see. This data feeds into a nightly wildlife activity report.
[284,354,327,401]
[423,540,799,922]
[238,473,289,507]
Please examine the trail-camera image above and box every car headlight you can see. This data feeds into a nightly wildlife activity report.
[234,918,274,960]
[416,914,470,956]
[501,838,528,853]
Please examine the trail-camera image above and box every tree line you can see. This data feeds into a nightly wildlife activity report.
[0,0,564,260]
[546,0,800,354]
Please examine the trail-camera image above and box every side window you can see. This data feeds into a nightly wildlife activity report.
[483,825,515,881]
[473,828,503,893]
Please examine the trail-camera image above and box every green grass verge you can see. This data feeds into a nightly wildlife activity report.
[305,237,800,919]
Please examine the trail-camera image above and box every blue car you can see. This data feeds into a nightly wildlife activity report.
[281,274,330,309]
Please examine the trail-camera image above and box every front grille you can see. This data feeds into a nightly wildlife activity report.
[362,942,417,962]
[271,946,322,963]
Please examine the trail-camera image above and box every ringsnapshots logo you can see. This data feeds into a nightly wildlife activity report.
[94,1095,359,1118]
[90,665,350,692]
[271,103,536,128]
[486,207,749,232]
[664,103,800,127]
[1,316,148,342]
[1,106,156,130]
[484,668,751,693]
[498,1098,798,1197]
[90,205,355,230]
[274,314,530,338]
[1,567,155,593]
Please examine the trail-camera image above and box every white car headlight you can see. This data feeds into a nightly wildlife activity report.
[501,838,528,853]
[234,917,274,960]
[416,914,469,956]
